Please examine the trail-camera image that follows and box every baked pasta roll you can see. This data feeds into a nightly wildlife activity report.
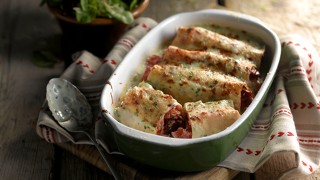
[146,65,254,112]
[185,100,240,138]
[162,45,262,92]
[171,26,265,68]
[114,82,191,138]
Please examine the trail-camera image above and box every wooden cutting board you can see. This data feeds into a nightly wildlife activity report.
[57,142,243,179]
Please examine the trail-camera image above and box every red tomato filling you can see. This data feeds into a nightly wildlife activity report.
[162,107,191,138]
[141,55,162,81]
[241,88,254,112]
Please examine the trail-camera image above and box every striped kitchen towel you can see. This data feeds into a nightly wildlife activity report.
[219,34,320,179]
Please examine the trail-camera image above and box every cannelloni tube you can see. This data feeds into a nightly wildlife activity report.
[171,26,265,68]
[162,46,262,93]
[115,82,191,138]
[185,100,240,138]
[146,65,254,111]
[163,46,259,82]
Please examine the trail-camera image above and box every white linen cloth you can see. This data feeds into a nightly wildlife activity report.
[219,34,320,179]
[36,17,320,179]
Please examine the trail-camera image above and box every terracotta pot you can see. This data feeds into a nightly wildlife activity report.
[48,0,149,65]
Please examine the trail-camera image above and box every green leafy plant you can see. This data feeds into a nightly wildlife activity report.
[41,0,141,24]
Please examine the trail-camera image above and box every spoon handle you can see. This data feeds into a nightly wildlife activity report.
[83,131,123,180]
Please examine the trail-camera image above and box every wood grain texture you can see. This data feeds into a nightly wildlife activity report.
[54,146,114,180]
[57,142,243,180]
[224,0,320,51]
[0,0,62,179]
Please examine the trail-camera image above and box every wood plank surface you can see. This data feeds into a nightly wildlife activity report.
[0,0,62,179]
[225,0,320,51]
[0,0,319,180]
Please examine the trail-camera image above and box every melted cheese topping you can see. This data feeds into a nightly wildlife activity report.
[172,26,265,68]
[114,24,265,138]
[115,82,181,134]
[185,100,240,138]
[162,45,257,82]
[146,65,246,111]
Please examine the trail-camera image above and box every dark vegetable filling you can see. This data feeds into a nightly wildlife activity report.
[241,88,254,112]
[162,107,191,138]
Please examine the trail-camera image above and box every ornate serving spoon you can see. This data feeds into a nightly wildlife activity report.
[46,78,122,180]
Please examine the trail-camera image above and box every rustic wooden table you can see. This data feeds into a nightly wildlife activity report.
[1,0,320,179]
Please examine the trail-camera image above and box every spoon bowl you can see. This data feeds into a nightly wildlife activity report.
[46,78,93,132]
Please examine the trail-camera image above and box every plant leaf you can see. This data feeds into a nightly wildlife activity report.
[100,0,133,24]
[129,0,138,11]
[74,7,95,23]
[32,50,59,68]
[43,0,135,24]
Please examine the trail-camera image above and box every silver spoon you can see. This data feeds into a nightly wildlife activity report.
[46,78,122,180]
